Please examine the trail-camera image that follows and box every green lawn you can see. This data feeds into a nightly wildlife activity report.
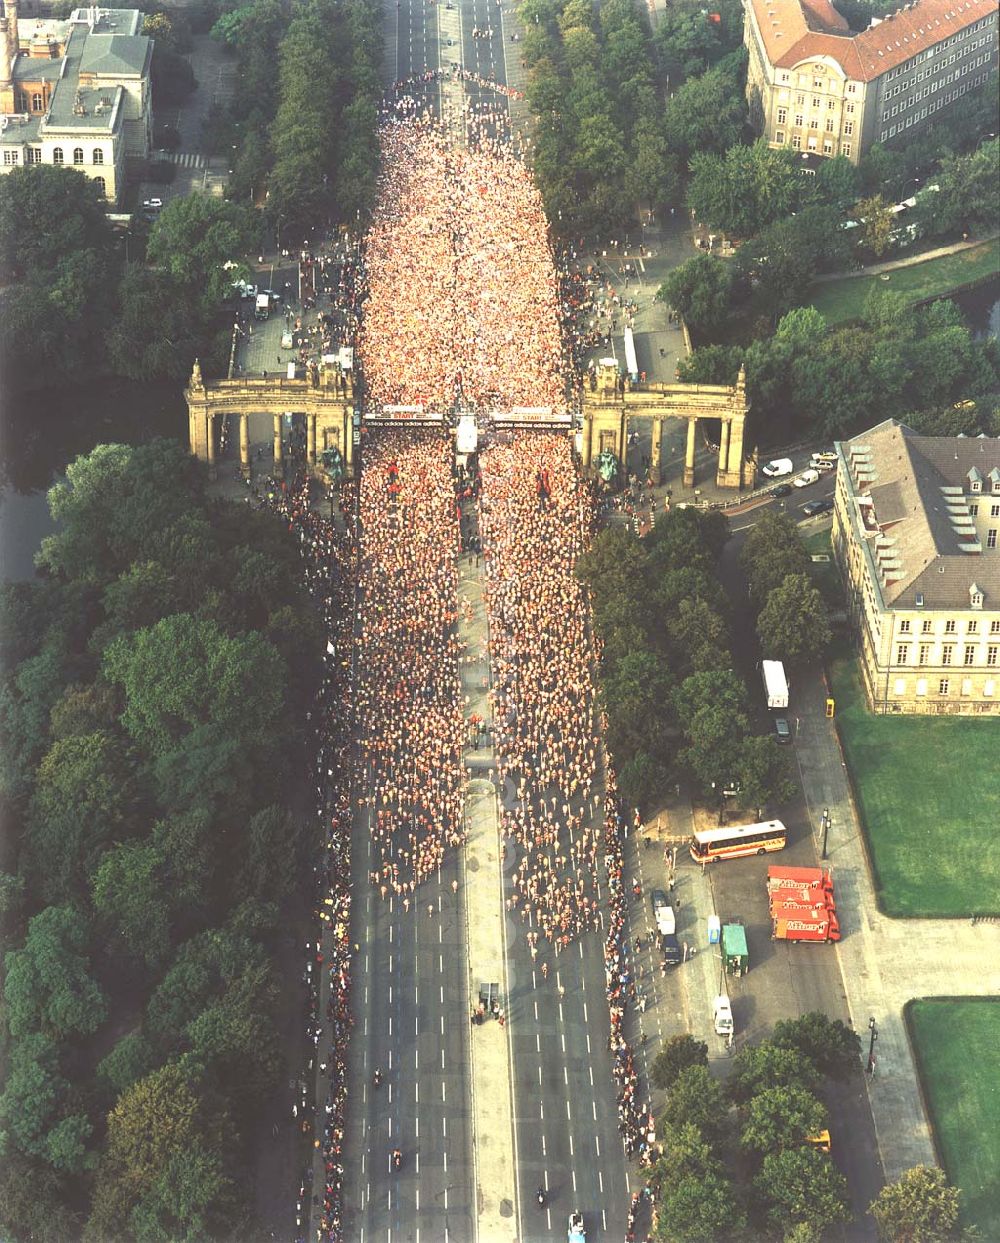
[804,238,1000,325]
[907,999,1000,1238]
[801,528,843,606]
[829,649,1000,916]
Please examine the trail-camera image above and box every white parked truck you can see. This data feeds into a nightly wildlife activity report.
[761,660,789,710]
[255,292,271,320]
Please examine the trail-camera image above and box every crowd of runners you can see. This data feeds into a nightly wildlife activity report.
[358,118,565,412]
[356,430,466,896]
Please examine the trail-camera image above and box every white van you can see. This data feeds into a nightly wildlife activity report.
[713,994,734,1036]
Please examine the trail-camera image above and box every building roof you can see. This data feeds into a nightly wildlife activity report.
[840,419,1000,611]
[79,32,149,76]
[749,0,998,82]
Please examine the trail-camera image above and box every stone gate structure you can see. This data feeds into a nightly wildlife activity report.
[581,361,753,489]
[185,359,356,480]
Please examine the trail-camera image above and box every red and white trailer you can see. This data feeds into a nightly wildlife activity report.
[771,904,841,942]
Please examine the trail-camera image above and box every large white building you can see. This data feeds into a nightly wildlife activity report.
[744,0,998,163]
[833,420,1000,715]
[0,4,152,204]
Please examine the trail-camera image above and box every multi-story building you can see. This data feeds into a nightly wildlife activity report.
[832,419,1000,715]
[744,0,999,164]
[0,3,152,204]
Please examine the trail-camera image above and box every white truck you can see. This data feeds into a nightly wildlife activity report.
[254,292,271,320]
[713,994,734,1036]
[761,660,789,710]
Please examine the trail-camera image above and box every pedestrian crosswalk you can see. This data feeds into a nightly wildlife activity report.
[159,150,205,168]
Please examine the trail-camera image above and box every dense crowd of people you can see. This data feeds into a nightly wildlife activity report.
[480,435,605,950]
[355,430,466,894]
[358,118,566,412]
[255,82,658,1242]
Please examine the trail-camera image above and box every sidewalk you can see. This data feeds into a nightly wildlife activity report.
[456,532,518,1242]
[812,231,1000,283]
[794,666,1000,1181]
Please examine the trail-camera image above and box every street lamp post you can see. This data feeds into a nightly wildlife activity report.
[821,807,830,859]
[867,1016,878,1075]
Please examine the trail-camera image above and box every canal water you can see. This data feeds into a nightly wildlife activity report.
[0,379,187,581]
[1,279,997,582]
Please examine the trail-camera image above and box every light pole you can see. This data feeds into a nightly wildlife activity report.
[867,1016,878,1076]
[821,807,830,860]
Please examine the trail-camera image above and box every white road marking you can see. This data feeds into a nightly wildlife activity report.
[592,1101,597,1121]
[595,1135,601,1158]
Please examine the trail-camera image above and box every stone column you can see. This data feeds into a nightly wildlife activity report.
[650,416,663,484]
[205,411,217,481]
[683,417,697,489]
[344,408,354,476]
[719,419,731,480]
[726,411,746,479]
[239,412,250,480]
[273,413,284,473]
[581,407,593,470]
[307,412,317,466]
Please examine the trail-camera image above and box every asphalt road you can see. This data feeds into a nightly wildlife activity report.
[504,859,632,1242]
[343,798,476,1243]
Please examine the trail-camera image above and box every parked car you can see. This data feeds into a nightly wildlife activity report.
[762,457,794,477]
[813,458,836,473]
[773,717,792,744]
[793,468,820,488]
[801,498,833,516]
[810,451,837,466]
[769,483,793,498]
[142,197,163,210]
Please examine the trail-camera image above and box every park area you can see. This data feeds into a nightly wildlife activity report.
[805,238,1000,325]
[907,999,1000,1238]
[828,650,1000,917]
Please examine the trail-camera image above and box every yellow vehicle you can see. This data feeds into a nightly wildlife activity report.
[806,1129,831,1154]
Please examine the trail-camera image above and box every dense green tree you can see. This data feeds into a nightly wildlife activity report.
[658,254,735,333]
[869,1165,963,1243]
[92,840,173,968]
[730,1041,821,1104]
[0,642,71,803]
[653,8,726,83]
[740,510,812,607]
[103,613,284,756]
[233,804,302,907]
[663,66,745,161]
[812,155,862,213]
[740,1084,828,1153]
[107,266,217,382]
[856,193,895,257]
[0,1152,76,1242]
[772,1011,862,1079]
[4,905,107,1039]
[97,1032,157,1100]
[688,141,803,238]
[0,1033,92,1171]
[86,1060,233,1241]
[654,1121,719,1183]
[734,734,795,810]
[757,573,832,667]
[24,731,138,905]
[755,1147,851,1235]
[661,1066,729,1144]
[665,598,730,676]
[147,195,257,305]
[0,165,114,283]
[655,1170,745,1242]
[39,440,199,585]
[651,1035,709,1090]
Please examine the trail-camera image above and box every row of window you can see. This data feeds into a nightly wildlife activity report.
[775,133,853,158]
[883,35,993,101]
[778,69,858,94]
[879,75,990,140]
[778,110,855,135]
[881,55,992,121]
[777,91,857,115]
[895,644,1000,667]
[2,146,107,167]
[899,617,1000,636]
[885,15,996,80]
[893,676,996,698]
